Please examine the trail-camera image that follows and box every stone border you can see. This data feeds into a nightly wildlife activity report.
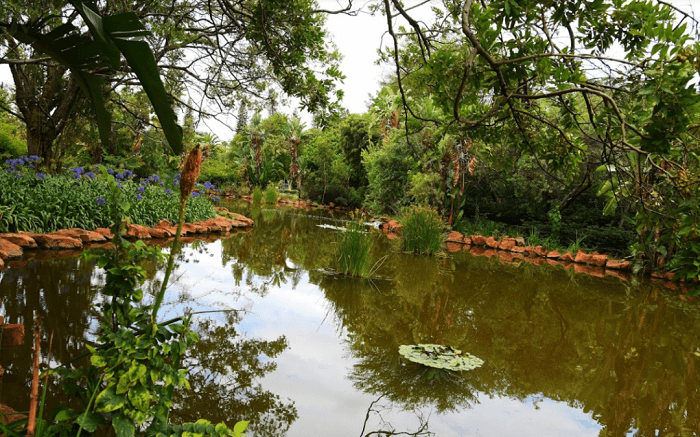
[0,209,253,270]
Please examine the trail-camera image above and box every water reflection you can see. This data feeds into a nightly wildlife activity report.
[1,202,700,436]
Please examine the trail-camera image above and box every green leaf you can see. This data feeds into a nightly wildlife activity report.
[128,385,151,411]
[76,412,106,432]
[91,354,107,368]
[233,421,249,437]
[112,412,135,437]
[53,408,75,422]
[128,361,148,382]
[95,386,127,413]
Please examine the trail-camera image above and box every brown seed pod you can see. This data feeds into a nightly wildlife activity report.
[180,144,202,198]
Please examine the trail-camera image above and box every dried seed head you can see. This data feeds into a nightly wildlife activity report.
[180,144,202,198]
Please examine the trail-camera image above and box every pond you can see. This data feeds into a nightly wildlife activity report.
[2,202,700,436]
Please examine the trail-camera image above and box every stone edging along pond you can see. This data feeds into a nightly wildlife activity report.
[0,207,253,271]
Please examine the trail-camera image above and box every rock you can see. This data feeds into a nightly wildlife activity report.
[533,246,548,257]
[574,250,592,264]
[54,228,106,243]
[471,235,487,246]
[574,263,605,278]
[515,237,526,246]
[510,245,525,253]
[546,250,561,259]
[94,228,114,239]
[33,234,83,249]
[446,231,464,243]
[229,213,254,227]
[0,257,3,270]
[0,233,37,248]
[558,252,574,262]
[485,237,500,249]
[386,220,401,232]
[498,238,515,250]
[0,239,23,259]
[446,242,462,253]
[147,228,171,238]
[606,259,631,270]
[125,224,152,239]
[589,254,607,267]
[463,237,472,245]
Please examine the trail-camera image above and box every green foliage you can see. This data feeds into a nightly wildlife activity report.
[336,221,372,277]
[264,186,278,204]
[338,113,380,188]
[398,345,484,371]
[0,116,27,160]
[400,206,445,255]
[252,187,263,203]
[363,134,416,213]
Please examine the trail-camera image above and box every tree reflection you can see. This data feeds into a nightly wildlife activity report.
[171,312,297,436]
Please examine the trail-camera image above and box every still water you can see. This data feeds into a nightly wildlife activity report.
[1,202,700,436]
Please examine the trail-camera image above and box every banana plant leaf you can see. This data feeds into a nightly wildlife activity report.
[398,344,484,371]
[1,1,183,155]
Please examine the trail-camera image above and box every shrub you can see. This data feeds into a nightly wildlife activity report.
[252,186,263,203]
[400,206,445,255]
[264,185,278,204]
[337,221,372,276]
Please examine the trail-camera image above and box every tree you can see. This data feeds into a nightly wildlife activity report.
[0,0,347,166]
[282,115,306,190]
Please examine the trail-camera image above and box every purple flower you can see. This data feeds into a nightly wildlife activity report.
[116,173,124,180]
[107,168,115,175]
[86,171,96,179]
[165,175,170,179]
[29,155,40,162]
[166,189,172,195]
[173,180,179,186]
[149,174,160,182]
[135,194,143,200]
[96,197,106,206]
[204,181,212,190]
[117,183,122,189]
[13,173,21,178]
[191,192,201,197]
[36,173,45,180]
[138,186,145,192]
[159,181,165,187]
[124,170,133,178]
[141,180,148,186]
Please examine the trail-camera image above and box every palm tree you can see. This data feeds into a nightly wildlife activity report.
[282,115,306,191]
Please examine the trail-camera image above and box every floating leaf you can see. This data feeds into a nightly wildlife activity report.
[398,344,484,371]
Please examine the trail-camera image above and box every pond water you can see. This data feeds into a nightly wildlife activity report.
[2,202,700,436]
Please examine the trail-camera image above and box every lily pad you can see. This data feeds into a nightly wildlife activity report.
[398,344,484,371]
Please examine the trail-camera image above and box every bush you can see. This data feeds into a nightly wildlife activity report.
[337,221,373,276]
[264,185,278,204]
[252,186,263,203]
[363,135,416,213]
[400,206,445,255]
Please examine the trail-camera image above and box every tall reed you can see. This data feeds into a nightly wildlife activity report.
[252,186,263,203]
[337,221,372,277]
[400,206,445,255]
[264,185,278,204]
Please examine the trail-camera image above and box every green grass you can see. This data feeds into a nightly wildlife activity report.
[337,221,372,277]
[264,186,278,204]
[400,206,445,255]
[252,186,263,203]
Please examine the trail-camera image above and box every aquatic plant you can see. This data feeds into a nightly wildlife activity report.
[398,344,484,371]
[400,206,445,255]
[264,186,278,204]
[337,221,372,277]
[252,186,263,203]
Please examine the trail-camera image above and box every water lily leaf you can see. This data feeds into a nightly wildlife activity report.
[398,344,484,371]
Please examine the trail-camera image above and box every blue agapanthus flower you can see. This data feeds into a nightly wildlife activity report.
[85,171,96,179]
[191,192,201,197]
[136,194,143,200]
[29,155,40,162]
[124,170,133,178]
[204,181,212,190]
[107,168,115,174]
[138,186,145,192]
[116,173,124,180]
[36,173,45,180]
[166,189,173,195]
[96,197,106,206]
[149,174,160,182]
[160,181,165,187]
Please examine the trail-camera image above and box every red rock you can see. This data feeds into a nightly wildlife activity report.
[33,234,82,249]
[589,254,607,267]
[606,259,631,270]
[482,249,498,258]
[0,233,37,248]
[522,246,535,256]
[94,228,114,238]
[463,237,472,245]
[532,257,547,266]
[55,229,106,243]
[546,250,561,259]
[0,239,23,259]
[386,220,401,232]
[485,237,500,249]
[515,237,526,246]
[574,250,592,264]
[230,213,254,227]
[498,239,515,250]
[0,257,4,270]
[533,246,548,257]
[510,246,525,253]
[147,228,170,238]
[498,251,515,263]
[155,219,173,228]
[447,231,464,243]
[125,224,152,239]
[559,252,574,262]
[471,235,487,246]
[546,259,560,267]
[605,269,630,281]
[469,246,486,256]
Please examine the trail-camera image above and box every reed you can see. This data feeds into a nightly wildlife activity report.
[252,186,263,203]
[264,185,278,204]
[337,221,372,277]
[400,206,445,255]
